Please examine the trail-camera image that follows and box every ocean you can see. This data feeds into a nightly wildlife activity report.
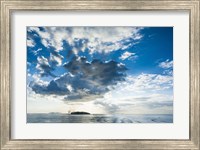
[27,113,173,123]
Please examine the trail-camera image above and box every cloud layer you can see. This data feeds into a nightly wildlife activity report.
[36,56,55,77]
[27,27,173,115]
[158,59,173,75]
[159,59,173,69]
[28,27,143,54]
[30,57,127,101]
[94,73,173,114]
[120,51,137,60]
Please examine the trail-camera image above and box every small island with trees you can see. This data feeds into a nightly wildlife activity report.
[70,111,90,115]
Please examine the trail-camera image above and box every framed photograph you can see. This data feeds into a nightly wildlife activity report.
[1,0,199,149]
[27,26,174,124]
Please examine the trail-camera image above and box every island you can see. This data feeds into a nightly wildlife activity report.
[70,111,90,115]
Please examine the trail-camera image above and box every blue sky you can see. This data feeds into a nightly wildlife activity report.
[27,27,173,114]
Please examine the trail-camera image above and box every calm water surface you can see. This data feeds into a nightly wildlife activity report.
[27,113,173,123]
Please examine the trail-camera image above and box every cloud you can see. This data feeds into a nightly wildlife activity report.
[159,59,173,69]
[34,51,63,77]
[94,93,173,114]
[49,53,63,66]
[41,39,49,47]
[30,73,105,101]
[163,69,173,75]
[63,56,127,86]
[93,73,173,114]
[27,26,142,78]
[120,51,137,60]
[28,27,50,39]
[29,70,173,114]
[31,80,68,95]
[30,57,127,101]
[158,59,173,75]
[27,27,49,48]
[27,38,35,47]
[32,48,42,56]
[109,73,173,94]
[36,56,55,77]
[146,100,173,108]
[27,27,143,54]
[28,27,70,51]
[94,99,120,113]
[67,27,143,54]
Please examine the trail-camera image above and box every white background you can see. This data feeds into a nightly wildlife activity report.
[11,11,189,139]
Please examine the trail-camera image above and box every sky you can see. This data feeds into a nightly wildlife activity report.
[27,27,173,114]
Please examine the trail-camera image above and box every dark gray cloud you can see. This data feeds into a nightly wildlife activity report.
[30,72,106,100]
[63,56,127,86]
[30,57,127,101]
[30,80,69,95]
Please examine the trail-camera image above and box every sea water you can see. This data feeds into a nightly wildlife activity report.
[27,113,173,123]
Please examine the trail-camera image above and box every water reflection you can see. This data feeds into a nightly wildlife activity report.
[27,113,173,123]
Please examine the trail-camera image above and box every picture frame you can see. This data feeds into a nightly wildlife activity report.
[0,0,199,149]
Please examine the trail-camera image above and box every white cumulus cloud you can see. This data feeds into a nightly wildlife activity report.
[159,59,173,69]
[120,51,137,60]
[27,27,143,54]
[27,39,35,47]
[32,48,42,56]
